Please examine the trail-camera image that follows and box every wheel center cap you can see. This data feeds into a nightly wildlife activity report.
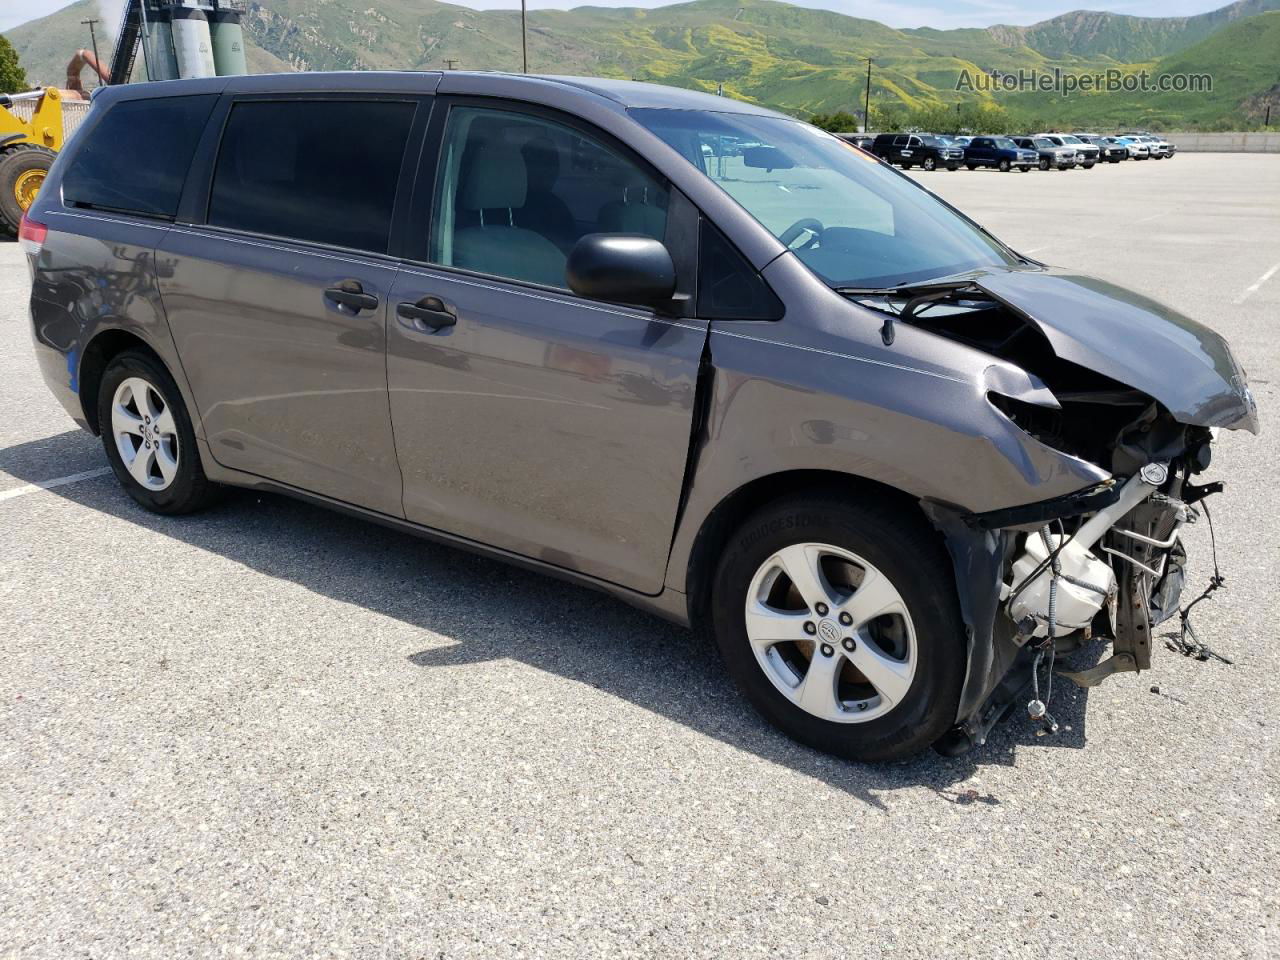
[817,619,841,644]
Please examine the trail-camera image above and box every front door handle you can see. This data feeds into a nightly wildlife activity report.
[325,280,379,313]
[396,296,456,331]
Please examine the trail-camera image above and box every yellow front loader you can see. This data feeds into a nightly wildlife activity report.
[0,86,73,235]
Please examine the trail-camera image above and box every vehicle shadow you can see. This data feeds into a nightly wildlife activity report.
[2,429,1099,808]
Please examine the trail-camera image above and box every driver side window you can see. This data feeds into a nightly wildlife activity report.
[429,106,670,289]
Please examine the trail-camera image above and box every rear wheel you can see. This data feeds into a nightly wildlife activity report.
[965,163,976,171]
[0,145,56,236]
[97,350,219,514]
[710,495,965,762]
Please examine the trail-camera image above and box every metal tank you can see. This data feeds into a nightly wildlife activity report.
[209,3,248,76]
[172,4,216,79]
[141,3,179,82]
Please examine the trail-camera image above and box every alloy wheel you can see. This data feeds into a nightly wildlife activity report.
[111,376,180,491]
[744,543,917,723]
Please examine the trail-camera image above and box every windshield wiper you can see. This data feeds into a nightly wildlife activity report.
[837,279,981,345]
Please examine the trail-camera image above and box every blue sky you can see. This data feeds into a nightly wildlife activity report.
[0,0,1241,33]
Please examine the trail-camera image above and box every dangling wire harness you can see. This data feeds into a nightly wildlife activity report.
[1163,500,1232,664]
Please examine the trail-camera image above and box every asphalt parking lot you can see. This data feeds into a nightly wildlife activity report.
[1,153,1277,959]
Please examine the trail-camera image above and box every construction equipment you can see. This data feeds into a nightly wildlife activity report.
[0,87,92,235]
[0,0,248,235]
[112,0,248,86]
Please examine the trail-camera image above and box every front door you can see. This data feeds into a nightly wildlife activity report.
[159,95,424,516]
[387,101,706,593]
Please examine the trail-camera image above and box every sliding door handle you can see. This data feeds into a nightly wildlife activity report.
[396,296,456,331]
[325,281,379,313]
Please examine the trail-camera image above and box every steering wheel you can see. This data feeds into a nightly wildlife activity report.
[778,217,825,251]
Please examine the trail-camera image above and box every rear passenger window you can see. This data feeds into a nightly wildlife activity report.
[429,106,669,289]
[62,95,217,218]
[208,99,416,253]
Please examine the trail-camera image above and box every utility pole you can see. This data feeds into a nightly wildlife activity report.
[445,59,459,70]
[520,0,528,74]
[862,57,873,133]
[1266,104,1272,128]
[81,18,102,87]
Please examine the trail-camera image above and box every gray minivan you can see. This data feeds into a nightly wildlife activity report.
[23,72,1258,760]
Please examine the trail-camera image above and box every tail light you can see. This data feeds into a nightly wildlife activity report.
[18,214,47,257]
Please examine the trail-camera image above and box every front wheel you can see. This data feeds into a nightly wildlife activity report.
[965,163,976,171]
[998,159,1011,172]
[0,145,56,236]
[1038,158,1050,171]
[98,350,219,514]
[710,495,965,762]
[1083,161,1096,169]
[921,156,936,171]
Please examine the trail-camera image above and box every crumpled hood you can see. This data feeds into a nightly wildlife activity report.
[970,267,1260,433]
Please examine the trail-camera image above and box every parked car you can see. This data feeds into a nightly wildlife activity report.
[1073,133,1127,163]
[962,135,1037,172]
[836,133,875,151]
[1110,136,1150,160]
[22,72,1258,761]
[946,135,972,149]
[1011,136,1077,171]
[1035,134,1096,168]
[870,133,964,171]
[1122,133,1170,158]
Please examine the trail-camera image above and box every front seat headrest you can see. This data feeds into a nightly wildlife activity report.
[460,143,527,212]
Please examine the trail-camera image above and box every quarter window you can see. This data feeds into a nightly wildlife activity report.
[208,99,416,253]
[62,94,217,218]
[429,106,669,289]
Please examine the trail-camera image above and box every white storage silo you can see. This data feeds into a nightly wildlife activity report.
[172,4,216,79]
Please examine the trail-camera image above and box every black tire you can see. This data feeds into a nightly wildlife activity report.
[0,144,56,236]
[998,159,1011,172]
[921,156,936,171]
[946,163,958,171]
[710,495,965,762]
[1038,158,1050,171]
[965,163,976,171]
[97,349,219,514]
[1083,161,1095,169]
[1018,166,1029,172]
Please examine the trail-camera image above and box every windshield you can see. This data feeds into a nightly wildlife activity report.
[1061,136,1083,144]
[991,138,1017,150]
[630,108,1018,289]
[1033,138,1054,148]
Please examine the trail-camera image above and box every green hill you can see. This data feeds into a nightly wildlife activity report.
[1001,10,1280,129]
[969,0,1280,61]
[5,0,1278,129]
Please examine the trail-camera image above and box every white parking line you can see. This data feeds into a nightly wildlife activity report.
[0,466,112,502]
[1235,261,1280,304]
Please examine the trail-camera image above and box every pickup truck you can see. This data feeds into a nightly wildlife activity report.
[962,136,1037,172]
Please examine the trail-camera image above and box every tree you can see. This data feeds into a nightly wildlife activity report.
[808,110,860,133]
[0,34,28,94]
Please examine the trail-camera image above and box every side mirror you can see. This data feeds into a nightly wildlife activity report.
[566,234,676,309]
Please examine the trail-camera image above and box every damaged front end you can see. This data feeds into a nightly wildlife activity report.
[853,266,1260,755]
